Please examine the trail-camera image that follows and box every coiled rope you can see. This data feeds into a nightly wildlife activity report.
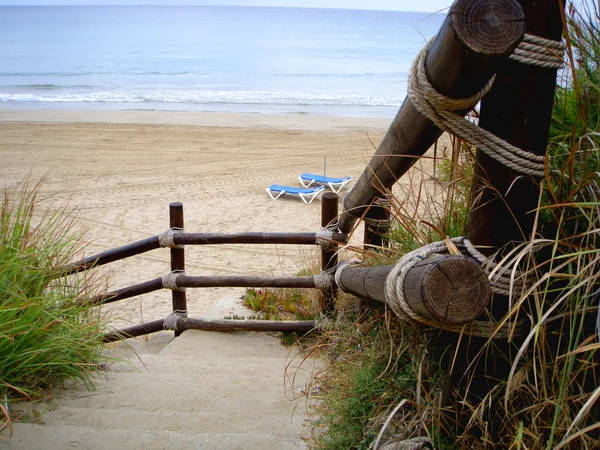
[383,238,525,338]
[408,39,546,177]
[510,33,565,69]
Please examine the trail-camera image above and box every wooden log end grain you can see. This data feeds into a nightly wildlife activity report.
[450,0,525,57]
[403,254,490,325]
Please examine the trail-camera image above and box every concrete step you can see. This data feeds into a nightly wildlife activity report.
[39,405,308,436]
[159,330,295,359]
[41,391,310,416]
[2,423,308,450]
[67,373,308,398]
[109,353,321,378]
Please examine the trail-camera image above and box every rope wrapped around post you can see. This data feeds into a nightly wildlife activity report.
[383,238,525,339]
[509,33,565,69]
[162,270,186,292]
[158,227,184,249]
[408,38,547,177]
[313,270,335,293]
[163,309,189,332]
[315,224,337,251]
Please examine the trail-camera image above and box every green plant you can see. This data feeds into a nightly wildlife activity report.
[0,178,109,434]
[243,287,320,321]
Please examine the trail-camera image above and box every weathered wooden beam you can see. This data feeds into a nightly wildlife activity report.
[62,236,161,274]
[102,318,319,342]
[103,319,164,343]
[465,0,564,252]
[336,255,490,324]
[338,0,526,233]
[177,275,316,289]
[90,277,163,305]
[62,231,347,276]
[174,231,347,246]
[177,318,318,333]
[453,0,565,440]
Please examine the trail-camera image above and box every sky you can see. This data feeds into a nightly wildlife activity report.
[0,0,453,13]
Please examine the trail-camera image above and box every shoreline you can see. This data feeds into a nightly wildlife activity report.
[0,108,393,132]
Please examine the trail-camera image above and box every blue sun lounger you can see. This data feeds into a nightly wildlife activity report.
[298,173,353,193]
[266,184,325,204]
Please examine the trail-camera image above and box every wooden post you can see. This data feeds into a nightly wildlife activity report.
[338,0,525,233]
[321,192,339,312]
[169,202,187,337]
[453,0,564,439]
[336,256,490,324]
[465,0,564,250]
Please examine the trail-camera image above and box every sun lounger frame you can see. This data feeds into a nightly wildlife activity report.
[265,184,325,204]
[298,173,353,193]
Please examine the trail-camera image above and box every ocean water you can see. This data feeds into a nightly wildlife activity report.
[0,6,444,118]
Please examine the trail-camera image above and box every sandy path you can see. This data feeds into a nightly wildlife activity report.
[1,110,401,328]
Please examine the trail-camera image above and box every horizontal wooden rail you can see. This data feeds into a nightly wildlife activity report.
[63,231,346,275]
[91,275,317,305]
[90,278,163,305]
[174,231,347,246]
[64,236,161,274]
[103,317,320,342]
[177,275,316,289]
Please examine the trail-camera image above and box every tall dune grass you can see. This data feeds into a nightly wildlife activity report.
[0,179,108,435]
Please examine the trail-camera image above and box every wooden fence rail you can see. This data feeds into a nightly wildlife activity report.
[103,318,321,343]
[64,231,346,274]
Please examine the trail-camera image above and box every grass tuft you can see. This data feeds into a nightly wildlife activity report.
[0,178,109,434]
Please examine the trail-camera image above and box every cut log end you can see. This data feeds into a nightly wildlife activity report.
[450,0,525,56]
[403,254,490,325]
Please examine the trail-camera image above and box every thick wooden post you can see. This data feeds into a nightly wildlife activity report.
[336,256,490,324]
[321,192,339,313]
[453,0,564,439]
[465,0,564,250]
[338,0,526,233]
[169,202,187,337]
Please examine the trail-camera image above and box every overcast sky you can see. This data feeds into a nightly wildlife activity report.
[0,0,453,13]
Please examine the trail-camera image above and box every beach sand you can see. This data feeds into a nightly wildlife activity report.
[0,109,446,329]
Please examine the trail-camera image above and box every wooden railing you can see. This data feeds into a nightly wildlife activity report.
[61,194,343,342]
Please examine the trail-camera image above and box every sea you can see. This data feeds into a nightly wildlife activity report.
[0,6,445,119]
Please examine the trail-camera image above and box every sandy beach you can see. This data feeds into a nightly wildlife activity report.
[0,109,402,328]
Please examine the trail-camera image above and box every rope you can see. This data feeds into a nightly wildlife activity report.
[383,238,523,339]
[163,309,188,331]
[510,33,565,69]
[314,270,334,292]
[334,260,366,291]
[162,270,186,291]
[316,225,337,250]
[158,227,184,248]
[407,38,546,178]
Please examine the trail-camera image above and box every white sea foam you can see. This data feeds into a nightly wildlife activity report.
[0,88,404,107]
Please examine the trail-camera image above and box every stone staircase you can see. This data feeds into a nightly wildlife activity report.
[1,301,323,450]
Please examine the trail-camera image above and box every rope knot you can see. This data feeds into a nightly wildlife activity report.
[316,225,337,250]
[313,270,334,292]
[158,227,184,249]
[162,270,186,291]
[163,309,188,331]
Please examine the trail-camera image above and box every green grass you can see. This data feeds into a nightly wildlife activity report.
[0,179,109,431]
